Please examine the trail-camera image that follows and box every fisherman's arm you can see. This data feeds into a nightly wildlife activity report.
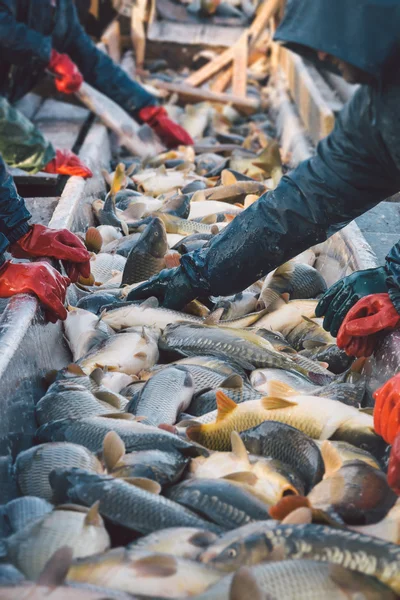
[0,0,52,65]
[129,85,400,308]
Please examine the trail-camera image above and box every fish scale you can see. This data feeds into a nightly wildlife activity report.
[188,384,261,416]
[50,469,222,535]
[35,386,116,426]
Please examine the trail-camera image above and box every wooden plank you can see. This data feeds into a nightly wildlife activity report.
[232,32,248,98]
[147,21,244,47]
[211,67,233,93]
[186,0,280,87]
[279,46,335,144]
[131,0,154,68]
[151,80,260,113]
[101,19,121,63]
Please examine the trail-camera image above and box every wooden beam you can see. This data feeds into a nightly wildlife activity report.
[185,0,280,87]
[211,67,233,93]
[232,32,248,97]
[101,19,121,64]
[150,80,260,113]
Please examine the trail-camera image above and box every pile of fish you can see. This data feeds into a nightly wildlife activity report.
[1,102,399,600]
[155,0,261,28]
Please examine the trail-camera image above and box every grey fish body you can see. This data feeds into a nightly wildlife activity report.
[35,416,206,457]
[4,497,53,534]
[160,323,306,373]
[122,217,168,285]
[0,563,25,584]
[175,364,238,395]
[193,560,396,600]
[50,469,222,534]
[102,233,141,257]
[15,442,103,501]
[188,384,262,416]
[214,292,258,321]
[111,449,188,486]
[240,421,324,493]
[300,344,354,374]
[250,368,318,393]
[128,527,218,560]
[260,262,327,309]
[135,366,194,426]
[103,301,202,331]
[166,479,270,530]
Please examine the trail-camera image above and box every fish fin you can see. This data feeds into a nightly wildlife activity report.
[67,363,86,376]
[223,471,257,485]
[85,227,103,253]
[140,296,160,308]
[103,412,135,420]
[134,352,148,360]
[216,390,237,421]
[230,567,264,600]
[224,214,236,222]
[211,225,219,235]
[111,163,126,196]
[123,477,162,494]
[269,496,310,521]
[102,168,112,187]
[204,307,225,325]
[221,169,238,186]
[94,363,119,372]
[103,431,126,471]
[261,396,298,410]
[186,424,202,442]
[320,440,343,477]
[301,315,317,325]
[134,554,177,577]
[244,194,258,209]
[302,340,325,350]
[274,261,295,278]
[94,390,121,409]
[266,381,298,397]
[37,546,73,587]
[351,357,367,373]
[89,367,104,386]
[189,530,218,547]
[177,418,200,427]
[84,501,102,527]
[282,507,313,525]
[259,288,285,311]
[201,214,217,224]
[359,407,374,415]
[230,431,250,464]
[220,374,243,390]
[281,293,290,302]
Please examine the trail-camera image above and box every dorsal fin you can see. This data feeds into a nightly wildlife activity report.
[266,380,298,397]
[320,440,343,477]
[231,431,250,464]
[216,391,237,421]
[223,471,257,485]
[261,396,297,410]
[221,374,243,390]
[204,307,225,325]
[273,261,295,278]
[221,170,238,186]
[37,546,73,587]
[141,296,159,309]
[90,367,104,386]
[103,431,125,471]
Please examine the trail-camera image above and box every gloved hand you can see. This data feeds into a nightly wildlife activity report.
[138,106,194,149]
[126,267,196,309]
[337,293,400,357]
[10,224,91,283]
[315,266,388,336]
[373,373,400,445]
[48,49,83,94]
[42,150,93,179]
[0,261,70,323]
[387,433,400,495]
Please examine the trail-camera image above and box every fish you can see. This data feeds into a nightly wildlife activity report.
[35,383,121,425]
[285,316,336,352]
[78,327,159,375]
[299,343,354,375]
[198,522,400,592]
[102,297,202,332]
[121,217,169,286]
[98,370,135,394]
[166,478,271,530]
[159,322,313,375]
[95,225,124,248]
[132,166,196,197]
[127,527,218,560]
[189,431,302,504]
[172,355,248,378]
[3,497,53,534]
[191,181,266,205]
[89,252,127,285]
[64,306,113,362]
[188,201,242,220]
[158,192,191,219]
[253,299,318,333]
[250,367,318,394]
[5,504,110,580]
[35,414,208,457]
[258,262,327,310]
[102,232,141,257]
[0,564,25,585]
[212,292,258,321]
[50,469,222,534]
[350,501,400,544]
[187,376,262,416]
[182,103,214,139]
[75,293,125,315]
[194,560,397,599]
[254,329,295,354]
[186,383,376,451]
[240,421,324,493]
[229,142,282,179]
[67,549,222,598]
[318,440,382,475]
[133,366,194,426]
[156,212,221,235]
[15,442,103,501]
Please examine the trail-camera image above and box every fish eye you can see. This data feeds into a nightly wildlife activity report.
[228,548,237,557]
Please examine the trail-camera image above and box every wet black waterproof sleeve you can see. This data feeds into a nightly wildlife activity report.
[180,82,400,298]
[0,155,31,263]
[385,242,400,313]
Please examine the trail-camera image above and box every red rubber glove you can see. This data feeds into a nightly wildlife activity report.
[337,293,400,357]
[48,49,83,94]
[43,150,93,179]
[388,433,400,495]
[10,224,91,283]
[0,261,70,323]
[138,106,194,148]
[373,373,400,444]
